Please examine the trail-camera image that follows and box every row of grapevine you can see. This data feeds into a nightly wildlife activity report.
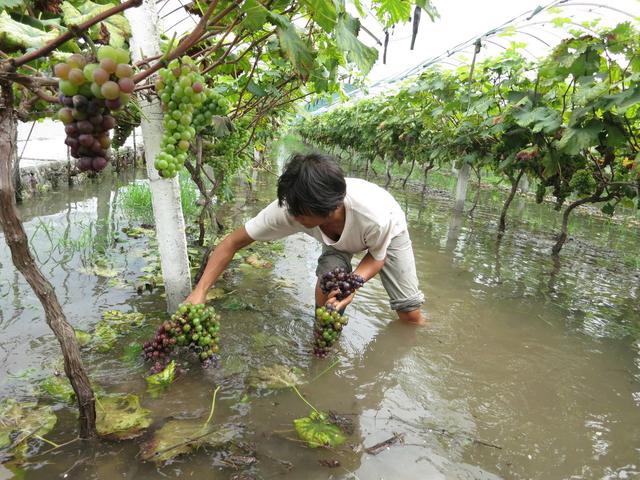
[299,20,640,254]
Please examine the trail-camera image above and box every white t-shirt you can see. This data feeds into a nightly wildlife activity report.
[244,178,407,260]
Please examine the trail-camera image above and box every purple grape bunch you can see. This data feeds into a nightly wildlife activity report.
[142,303,221,372]
[53,47,134,173]
[319,267,365,300]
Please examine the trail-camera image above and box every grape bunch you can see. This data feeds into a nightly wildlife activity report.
[319,267,365,300]
[154,57,206,178]
[53,46,134,172]
[313,304,349,358]
[192,89,229,134]
[142,303,221,372]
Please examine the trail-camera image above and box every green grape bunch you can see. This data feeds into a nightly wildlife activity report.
[142,303,221,372]
[192,89,230,135]
[155,56,207,178]
[313,304,349,358]
[53,46,134,172]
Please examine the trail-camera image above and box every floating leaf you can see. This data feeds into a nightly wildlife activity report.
[139,420,237,463]
[0,399,56,452]
[251,331,289,350]
[94,310,145,352]
[95,394,151,440]
[122,226,155,238]
[39,375,75,403]
[294,410,346,448]
[121,342,143,365]
[222,354,248,376]
[244,254,272,268]
[248,364,305,390]
[145,360,176,398]
[206,287,225,301]
[74,329,91,346]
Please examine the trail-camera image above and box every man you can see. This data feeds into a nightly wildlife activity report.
[186,152,425,325]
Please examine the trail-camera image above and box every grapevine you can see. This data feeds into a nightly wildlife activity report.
[155,57,206,178]
[142,303,221,372]
[53,46,134,172]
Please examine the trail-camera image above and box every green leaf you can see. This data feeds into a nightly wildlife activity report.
[39,375,75,402]
[0,0,24,9]
[294,410,347,448]
[512,106,562,134]
[268,13,316,80]
[0,399,56,452]
[60,0,131,48]
[145,360,176,398]
[246,80,267,97]
[74,329,92,346]
[375,0,411,28]
[0,11,61,51]
[601,202,615,215]
[240,0,269,31]
[334,14,378,74]
[556,122,603,155]
[248,364,305,389]
[301,0,337,33]
[139,419,237,463]
[95,394,152,440]
[93,310,145,352]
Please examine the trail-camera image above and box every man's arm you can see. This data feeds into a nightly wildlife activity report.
[186,226,255,304]
[326,252,385,311]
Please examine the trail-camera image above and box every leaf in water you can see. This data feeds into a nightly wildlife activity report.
[251,331,288,350]
[94,310,145,352]
[139,420,237,463]
[38,375,75,403]
[221,297,252,311]
[222,354,248,376]
[74,329,91,346]
[96,394,151,440]
[294,410,346,448]
[145,360,176,398]
[206,287,226,301]
[0,399,57,452]
[248,364,305,390]
[121,342,143,365]
[244,254,272,268]
[121,226,155,239]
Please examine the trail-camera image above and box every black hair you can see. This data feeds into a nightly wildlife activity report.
[277,152,346,217]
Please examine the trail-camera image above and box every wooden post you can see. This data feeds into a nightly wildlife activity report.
[453,163,470,212]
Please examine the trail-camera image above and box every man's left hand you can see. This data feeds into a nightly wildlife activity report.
[326,288,355,312]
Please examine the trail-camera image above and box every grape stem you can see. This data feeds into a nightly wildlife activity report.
[309,358,340,383]
[290,384,319,415]
[202,385,221,428]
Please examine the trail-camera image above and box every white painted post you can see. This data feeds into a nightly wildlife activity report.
[518,174,529,194]
[453,163,470,212]
[125,0,191,312]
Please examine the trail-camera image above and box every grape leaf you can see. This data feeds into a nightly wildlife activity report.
[556,122,603,155]
[293,410,346,448]
[145,360,176,398]
[0,0,24,9]
[334,13,378,74]
[248,364,305,389]
[375,0,411,27]
[39,375,75,403]
[0,11,60,52]
[268,12,316,80]
[512,106,561,134]
[300,0,337,33]
[0,399,56,451]
[60,0,131,48]
[95,394,151,440]
[139,420,237,463]
[240,0,268,32]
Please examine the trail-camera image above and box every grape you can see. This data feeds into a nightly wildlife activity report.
[77,157,93,171]
[319,267,365,300]
[92,157,108,171]
[58,108,73,124]
[101,81,120,100]
[59,80,78,96]
[67,54,86,69]
[118,77,135,94]
[104,97,122,110]
[92,68,109,86]
[97,45,119,62]
[79,134,95,147]
[54,63,71,79]
[68,68,86,86]
[65,124,79,136]
[71,109,87,121]
[72,95,88,110]
[83,63,99,82]
[77,120,94,134]
[100,58,117,74]
[89,113,103,126]
[115,64,133,78]
[102,115,116,130]
[64,137,78,148]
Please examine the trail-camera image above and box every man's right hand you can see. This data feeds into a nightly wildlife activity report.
[185,290,206,305]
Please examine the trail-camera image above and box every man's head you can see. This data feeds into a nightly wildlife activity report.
[277,152,346,227]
